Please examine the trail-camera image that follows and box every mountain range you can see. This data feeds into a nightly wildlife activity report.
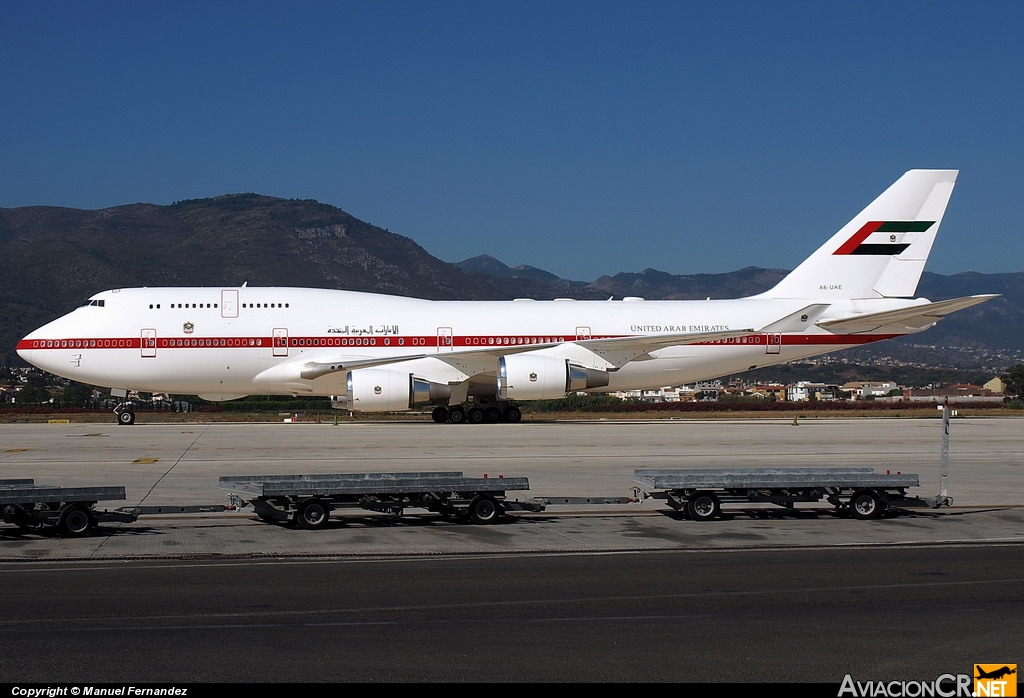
[2,194,1020,373]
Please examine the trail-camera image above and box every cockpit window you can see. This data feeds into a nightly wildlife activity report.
[80,299,106,307]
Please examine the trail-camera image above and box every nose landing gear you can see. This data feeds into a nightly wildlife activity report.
[113,401,136,425]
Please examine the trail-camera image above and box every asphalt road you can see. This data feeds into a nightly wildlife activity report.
[1,418,1022,684]
[0,545,1021,683]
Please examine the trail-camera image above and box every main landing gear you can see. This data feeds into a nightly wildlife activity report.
[431,402,523,424]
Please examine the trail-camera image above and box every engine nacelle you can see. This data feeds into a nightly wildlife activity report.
[498,355,609,401]
[346,369,450,412]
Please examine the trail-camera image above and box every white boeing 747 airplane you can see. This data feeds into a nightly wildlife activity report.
[18,169,996,424]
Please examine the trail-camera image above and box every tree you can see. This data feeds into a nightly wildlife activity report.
[16,386,51,404]
[1002,364,1024,397]
[61,383,95,407]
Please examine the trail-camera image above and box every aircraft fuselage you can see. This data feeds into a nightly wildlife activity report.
[17,286,902,398]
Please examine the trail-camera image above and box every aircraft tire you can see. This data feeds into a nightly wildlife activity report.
[295,499,331,530]
[448,407,466,424]
[468,495,501,525]
[503,405,522,423]
[58,505,94,537]
[117,410,136,426]
[484,406,502,423]
[850,490,883,520]
[686,493,721,521]
[468,407,485,424]
[431,406,449,423]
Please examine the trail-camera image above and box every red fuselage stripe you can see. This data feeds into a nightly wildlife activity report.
[17,333,902,351]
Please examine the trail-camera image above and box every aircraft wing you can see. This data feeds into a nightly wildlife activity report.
[297,327,754,380]
[818,294,998,334]
[297,303,831,380]
[298,352,458,380]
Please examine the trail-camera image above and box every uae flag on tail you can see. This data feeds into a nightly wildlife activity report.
[834,221,935,256]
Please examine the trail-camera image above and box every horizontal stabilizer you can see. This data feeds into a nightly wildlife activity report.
[818,294,998,334]
[758,304,831,333]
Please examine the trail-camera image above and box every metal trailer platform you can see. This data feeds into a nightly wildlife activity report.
[218,471,533,529]
[631,467,930,521]
[1,478,136,536]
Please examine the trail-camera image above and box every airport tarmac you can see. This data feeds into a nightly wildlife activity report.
[1,416,1022,560]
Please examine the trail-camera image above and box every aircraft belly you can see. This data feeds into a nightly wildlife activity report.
[65,348,262,395]
[602,342,858,391]
[604,347,755,390]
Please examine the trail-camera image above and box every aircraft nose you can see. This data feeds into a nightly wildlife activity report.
[16,335,35,363]
[17,332,46,371]
[17,323,60,372]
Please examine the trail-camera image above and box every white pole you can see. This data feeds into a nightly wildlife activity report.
[939,398,951,505]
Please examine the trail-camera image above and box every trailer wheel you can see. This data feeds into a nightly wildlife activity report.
[58,504,94,537]
[295,499,331,530]
[117,410,136,426]
[686,493,721,521]
[468,496,501,525]
[850,490,883,520]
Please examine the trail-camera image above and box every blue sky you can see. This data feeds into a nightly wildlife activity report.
[3,1,1023,281]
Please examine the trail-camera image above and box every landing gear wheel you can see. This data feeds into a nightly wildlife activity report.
[58,504,94,537]
[484,406,502,423]
[850,490,883,520]
[468,407,485,424]
[686,493,721,521]
[117,410,136,426]
[503,405,522,423]
[431,406,449,423]
[468,496,501,525]
[448,407,466,424]
[295,499,331,530]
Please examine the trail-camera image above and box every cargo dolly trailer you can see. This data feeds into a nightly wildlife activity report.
[1,478,137,537]
[218,471,532,529]
[632,402,957,524]
[631,467,934,521]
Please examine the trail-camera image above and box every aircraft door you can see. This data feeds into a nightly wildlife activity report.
[273,328,288,357]
[436,327,453,352]
[141,328,157,358]
[221,290,239,318]
[765,333,782,354]
[576,326,592,340]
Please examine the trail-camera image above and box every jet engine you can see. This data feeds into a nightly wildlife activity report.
[346,368,450,412]
[497,355,609,401]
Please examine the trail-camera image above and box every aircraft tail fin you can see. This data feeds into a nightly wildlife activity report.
[759,170,958,300]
